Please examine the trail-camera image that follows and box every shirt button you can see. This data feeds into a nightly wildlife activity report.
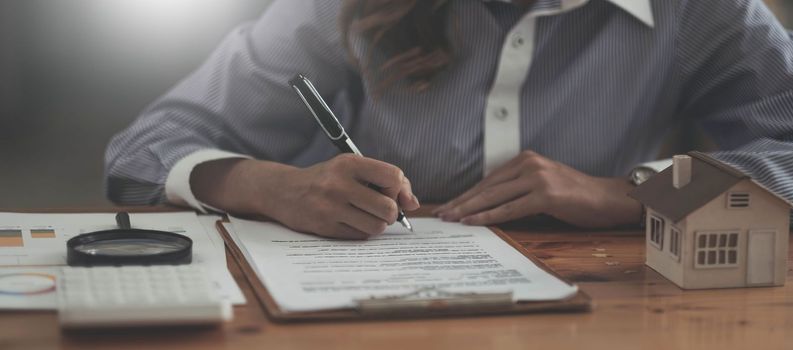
[511,34,525,48]
[494,107,509,120]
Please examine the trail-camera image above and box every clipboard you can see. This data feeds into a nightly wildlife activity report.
[215,220,592,322]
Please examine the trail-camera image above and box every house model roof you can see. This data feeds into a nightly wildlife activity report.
[629,151,792,223]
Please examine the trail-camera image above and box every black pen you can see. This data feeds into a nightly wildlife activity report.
[289,74,414,232]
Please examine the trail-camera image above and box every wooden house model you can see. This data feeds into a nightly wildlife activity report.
[629,152,790,289]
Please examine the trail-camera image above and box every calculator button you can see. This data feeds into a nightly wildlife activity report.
[58,266,229,328]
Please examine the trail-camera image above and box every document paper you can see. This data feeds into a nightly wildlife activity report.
[0,212,245,308]
[229,217,578,312]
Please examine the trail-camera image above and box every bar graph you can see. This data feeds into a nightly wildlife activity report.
[0,230,23,247]
[30,229,56,239]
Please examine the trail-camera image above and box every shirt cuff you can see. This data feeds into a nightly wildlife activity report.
[164,149,252,213]
[637,158,674,173]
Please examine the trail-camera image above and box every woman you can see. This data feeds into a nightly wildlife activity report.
[105,0,793,239]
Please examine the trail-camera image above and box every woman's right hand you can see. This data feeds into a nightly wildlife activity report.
[191,154,420,239]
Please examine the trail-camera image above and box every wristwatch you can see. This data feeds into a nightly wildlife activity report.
[629,166,656,228]
[629,166,658,186]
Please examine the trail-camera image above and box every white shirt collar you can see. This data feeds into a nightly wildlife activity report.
[607,0,654,27]
[484,0,654,28]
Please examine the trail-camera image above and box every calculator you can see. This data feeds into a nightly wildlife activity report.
[58,265,232,328]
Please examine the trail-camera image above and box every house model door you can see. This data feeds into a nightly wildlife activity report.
[747,230,776,285]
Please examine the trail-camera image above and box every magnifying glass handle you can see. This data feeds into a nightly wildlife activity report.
[116,212,132,230]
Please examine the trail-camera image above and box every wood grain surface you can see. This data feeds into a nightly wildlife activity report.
[1,207,791,350]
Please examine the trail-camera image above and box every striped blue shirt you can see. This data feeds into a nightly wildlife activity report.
[105,0,793,209]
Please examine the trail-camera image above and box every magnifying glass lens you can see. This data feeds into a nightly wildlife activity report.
[74,238,186,256]
[67,213,193,265]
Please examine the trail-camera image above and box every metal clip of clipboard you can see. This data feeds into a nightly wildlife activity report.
[356,287,514,315]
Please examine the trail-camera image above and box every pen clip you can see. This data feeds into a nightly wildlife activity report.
[290,75,346,140]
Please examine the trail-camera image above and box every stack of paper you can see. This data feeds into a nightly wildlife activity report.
[227,217,577,312]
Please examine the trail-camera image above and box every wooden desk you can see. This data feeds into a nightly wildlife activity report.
[2,208,791,350]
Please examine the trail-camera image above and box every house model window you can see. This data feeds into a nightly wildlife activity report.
[695,232,739,268]
[728,192,750,208]
[649,215,664,249]
[669,226,681,260]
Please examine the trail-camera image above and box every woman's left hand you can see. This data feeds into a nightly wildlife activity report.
[433,151,642,228]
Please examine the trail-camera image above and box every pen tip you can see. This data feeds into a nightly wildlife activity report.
[402,218,413,232]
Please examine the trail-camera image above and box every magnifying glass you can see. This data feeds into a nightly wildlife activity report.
[66,212,192,266]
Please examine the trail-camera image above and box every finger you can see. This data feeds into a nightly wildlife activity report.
[434,157,534,215]
[434,168,519,215]
[336,204,389,236]
[348,157,418,211]
[460,194,544,226]
[349,157,408,194]
[433,186,480,216]
[473,151,544,190]
[438,152,552,215]
[435,181,489,216]
[371,173,412,204]
[347,182,400,224]
[397,176,420,211]
[441,178,534,222]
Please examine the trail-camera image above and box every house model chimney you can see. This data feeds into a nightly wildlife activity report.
[673,155,692,189]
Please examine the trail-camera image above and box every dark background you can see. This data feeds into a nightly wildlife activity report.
[0,0,274,208]
[0,0,790,209]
